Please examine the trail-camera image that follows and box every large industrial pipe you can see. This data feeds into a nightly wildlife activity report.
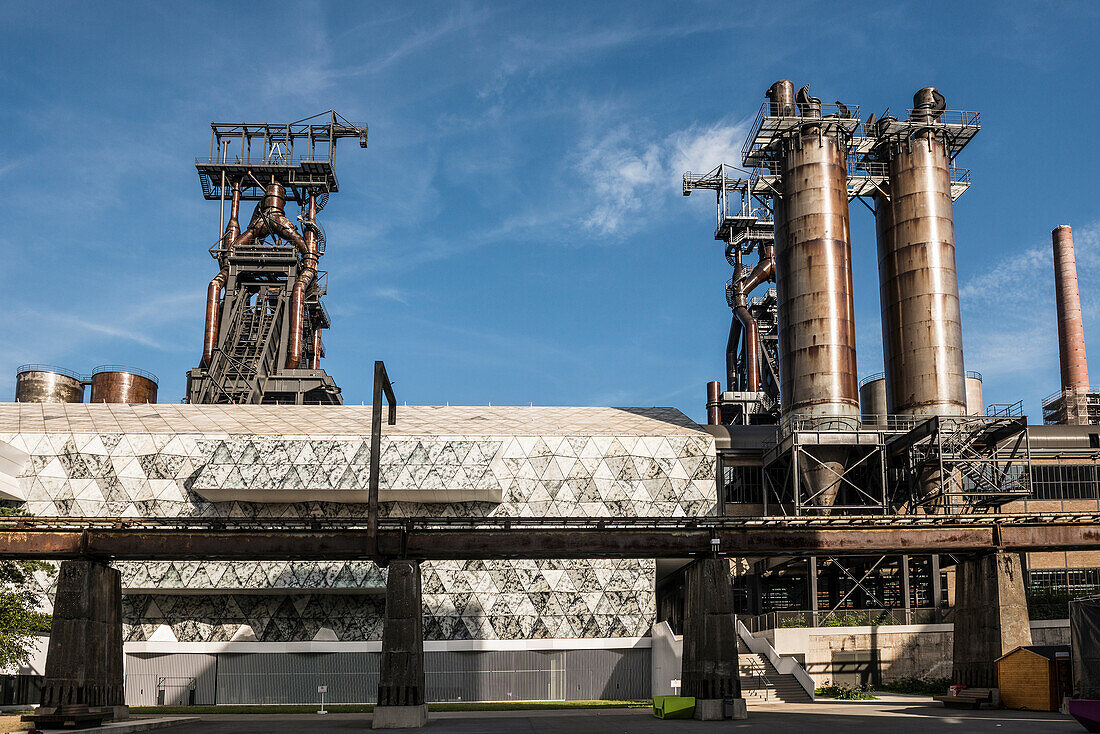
[706,381,722,425]
[1053,225,1090,393]
[772,83,859,509]
[725,316,742,392]
[287,191,319,369]
[310,327,322,370]
[875,87,966,417]
[230,183,307,253]
[202,181,242,367]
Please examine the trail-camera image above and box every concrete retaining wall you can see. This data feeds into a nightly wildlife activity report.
[764,620,1069,686]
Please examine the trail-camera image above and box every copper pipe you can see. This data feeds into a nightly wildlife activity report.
[310,327,322,370]
[202,270,228,367]
[728,244,774,394]
[202,182,242,367]
[231,184,308,254]
[726,315,742,392]
[706,381,722,425]
[735,305,761,392]
[287,191,319,369]
[1053,225,1090,392]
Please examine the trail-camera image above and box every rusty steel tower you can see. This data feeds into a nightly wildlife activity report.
[186,111,368,405]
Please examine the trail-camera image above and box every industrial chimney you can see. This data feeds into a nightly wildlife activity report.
[1050,225,1093,424]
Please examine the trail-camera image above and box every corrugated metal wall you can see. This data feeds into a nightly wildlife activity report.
[125,649,650,705]
[124,653,217,706]
[217,652,380,705]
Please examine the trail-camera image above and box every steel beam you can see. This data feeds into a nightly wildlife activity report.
[1,522,1100,561]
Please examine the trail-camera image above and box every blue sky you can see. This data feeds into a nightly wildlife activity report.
[0,1,1097,422]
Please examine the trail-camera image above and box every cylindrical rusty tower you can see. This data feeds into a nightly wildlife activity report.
[875,87,967,417]
[775,133,859,420]
[1053,225,1090,392]
[773,116,859,509]
[15,365,85,403]
[89,366,158,404]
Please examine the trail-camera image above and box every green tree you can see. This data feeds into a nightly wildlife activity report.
[0,508,54,669]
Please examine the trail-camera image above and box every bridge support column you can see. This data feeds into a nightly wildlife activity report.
[952,551,1032,690]
[35,559,126,723]
[682,557,747,720]
[374,560,427,729]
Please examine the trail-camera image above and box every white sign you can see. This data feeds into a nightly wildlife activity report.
[318,685,328,693]
[670,679,681,688]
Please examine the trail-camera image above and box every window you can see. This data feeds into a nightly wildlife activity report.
[722,464,764,504]
[1029,464,1100,500]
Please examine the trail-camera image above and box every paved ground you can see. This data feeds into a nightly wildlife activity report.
[159,697,1081,733]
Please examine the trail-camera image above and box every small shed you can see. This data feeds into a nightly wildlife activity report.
[996,645,1072,711]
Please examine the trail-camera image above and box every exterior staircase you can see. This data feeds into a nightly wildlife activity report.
[738,639,813,704]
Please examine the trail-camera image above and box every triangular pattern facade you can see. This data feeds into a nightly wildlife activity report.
[0,408,713,643]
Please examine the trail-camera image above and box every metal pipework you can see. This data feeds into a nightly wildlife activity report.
[706,381,722,425]
[874,87,966,417]
[728,244,774,393]
[310,327,322,370]
[287,191,319,369]
[230,183,307,254]
[1053,225,1090,392]
[202,181,241,367]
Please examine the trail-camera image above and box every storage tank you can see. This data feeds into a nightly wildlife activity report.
[874,87,966,418]
[15,365,85,403]
[965,371,984,415]
[89,366,158,404]
[773,85,859,508]
[859,375,888,424]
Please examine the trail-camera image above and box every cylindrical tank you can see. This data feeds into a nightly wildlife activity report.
[89,366,158,404]
[774,120,859,509]
[1053,225,1090,392]
[766,79,796,117]
[775,132,859,420]
[15,365,85,403]
[875,87,966,417]
[965,372,983,415]
[859,375,888,424]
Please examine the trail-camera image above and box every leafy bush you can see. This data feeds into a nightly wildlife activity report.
[815,682,876,700]
[779,616,807,628]
[877,676,951,696]
[1027,590,1072,620]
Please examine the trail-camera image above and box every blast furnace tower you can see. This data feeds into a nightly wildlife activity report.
[186,112,368,405]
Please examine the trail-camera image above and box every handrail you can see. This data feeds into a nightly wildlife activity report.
[90,365,159,385]
[736,618,815,701]
[16,364,87,382]
[368,360,398,562]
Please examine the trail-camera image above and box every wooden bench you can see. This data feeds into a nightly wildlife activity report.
[934,687,994,709]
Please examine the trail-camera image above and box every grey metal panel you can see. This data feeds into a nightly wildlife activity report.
[216,651,380,705]
[124,653,217,706]
[562,649,650,701]
[116,649,654,705]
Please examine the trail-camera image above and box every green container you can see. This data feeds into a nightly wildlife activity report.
[652,695,695,719]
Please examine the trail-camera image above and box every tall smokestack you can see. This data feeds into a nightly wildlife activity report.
[1053,225,1090,393]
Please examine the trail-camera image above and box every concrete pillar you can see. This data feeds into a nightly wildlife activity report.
[39,559,126,719]
[374,560,427,729]
[952,551,1032,689]
[682,557,747,720]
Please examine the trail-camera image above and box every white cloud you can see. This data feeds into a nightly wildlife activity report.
[960,221,1100,387]
[575,119,749,236]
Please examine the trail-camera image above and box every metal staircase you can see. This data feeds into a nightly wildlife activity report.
[198,292,283,404]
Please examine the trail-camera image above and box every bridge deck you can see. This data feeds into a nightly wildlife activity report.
[1,514,1097,561]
